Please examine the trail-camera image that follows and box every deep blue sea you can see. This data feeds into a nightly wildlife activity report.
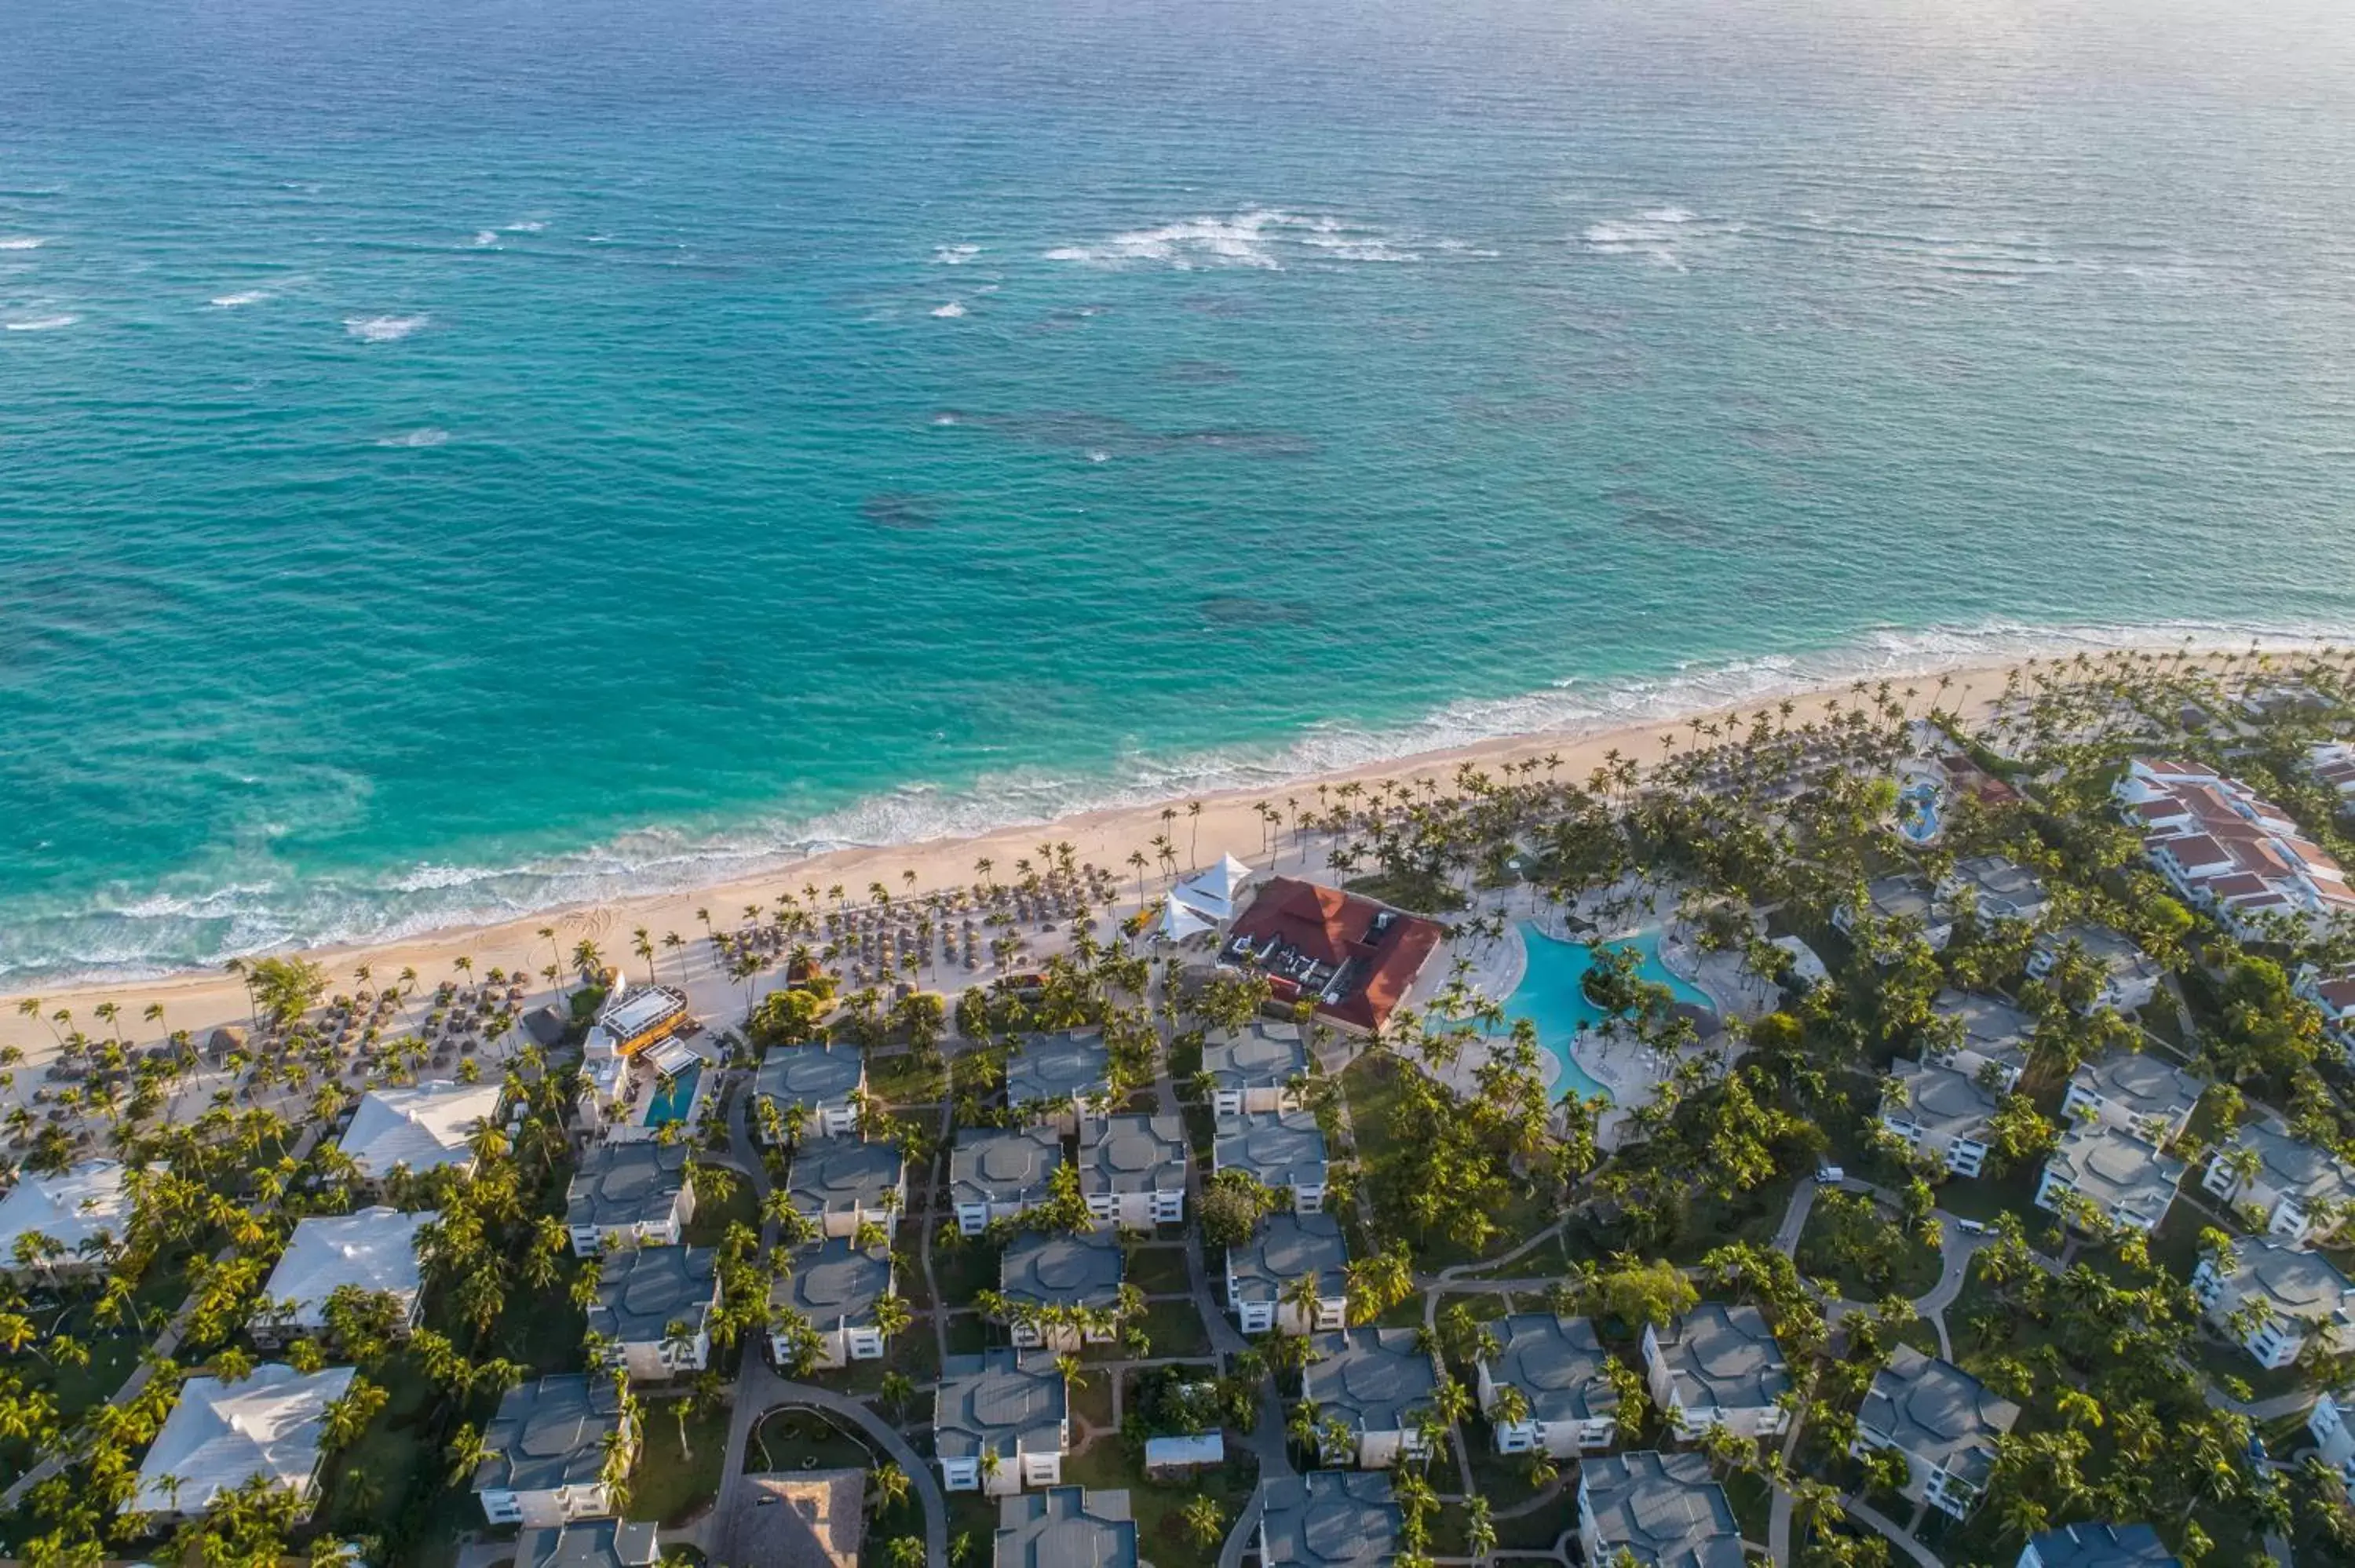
[6,0,2355,984]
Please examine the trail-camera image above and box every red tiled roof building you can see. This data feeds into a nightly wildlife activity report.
[1222,877,1444,1033]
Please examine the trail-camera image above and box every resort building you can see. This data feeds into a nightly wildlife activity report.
[2189,1238,2355,1371]
[476,1375,635,1528]
[1834,873,1953,954]
[785,1136,905,1240]
[2310,741,2355,803]
[128,1362,356,1520]
[1639,1303,1791,1439]
[2310,1387,2355,1488]
[1003,1030,1114,1129]
[1226,1211,1349,1336]
[1926,990,2035,1092]
[1221,877,1444,1033]
[1200,1019,1309,1115]
[2201,1118,2355,1242]
[770,1237,894,1369]
[935,1350,1069,1495]
[1474,1315,1619,1457]
[1302,1327,1441,1468]
[999,1229,1125,1350]
[992,1486,1137,1568]
[1854,1347,2021,1520]
[2061,1052,2203,1144]
[0,1159,133,1277]
[2027,924,2163,1016]
[253,1206,433,1346]
[2114,758,2355,939]
[1078,1113,1188,1230]
[1257,1471,1399,1567]
[948,1126,1064,1237]
[512,1522,660,1568]
[2017,1523,2179,1568]
[586,1245,718,1380]
[1937,854,2053,926]
[1212,1110,1328,1213]
[339,1079,504,1187]
[2294,966,2355,1066]
[751,1042,865,1141]
[564,1141,695,1256]
[1575,1450,1743,1568]
[2035,1123,2188,1235]
[579,1037,708,1147]
[586,983,692,1059]
[1880,1059,1999,1179]
[1769,935,1831,990]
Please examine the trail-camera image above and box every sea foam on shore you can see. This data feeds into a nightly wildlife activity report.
[2,618,2341,991]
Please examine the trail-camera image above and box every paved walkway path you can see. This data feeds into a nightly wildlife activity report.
[712,1358,948,1568]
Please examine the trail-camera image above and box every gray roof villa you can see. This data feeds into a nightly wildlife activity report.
[1079,1114,1188,1200]
[1857,1347,2021,1504]
[775,1237,893,1332]
[1941,853,2052,923]
[1302,1328,1440,1437]
[2065,1052,2203,1139]
[992,1486,1137,1568]
[1482,1315,1619,1430]
[1258,1471,1399,1566]
[950,1126,1064,1212]
[1000,1229,1124,1315]
[566,1143,690,1238]
[1214,1110,1328,1191]
[752,1042,865,1120]
[1927,990,2036,1084]
[1229,1212,1349,1307]
[476,1376,626,1498]
[2021,1522,2180,1568]
[935,1350,1068,1464]
[1201,1022,1309,1103]
[586,1245,717,1347]
[2038,1122,2188,1233]
[1578,1449,1743,1568]
[1645,1303,1791,1414]
[786,1138,905,1223]
[1003,1031,1112,1111]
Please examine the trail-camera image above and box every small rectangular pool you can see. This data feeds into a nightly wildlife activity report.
[643,1062,703,1126]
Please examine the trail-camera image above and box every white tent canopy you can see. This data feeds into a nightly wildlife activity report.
[1174,853,1254,920]
[1156,897,1215,943]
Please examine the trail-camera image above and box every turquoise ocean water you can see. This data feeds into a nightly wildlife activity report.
[6,0,2355,983]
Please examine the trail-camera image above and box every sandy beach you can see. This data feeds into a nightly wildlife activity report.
[0,653,2081,1066]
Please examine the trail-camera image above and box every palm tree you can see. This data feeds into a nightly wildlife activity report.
[1181,1493,1226,1547]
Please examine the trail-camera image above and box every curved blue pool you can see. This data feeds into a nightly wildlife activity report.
[1497,921,1714,1103]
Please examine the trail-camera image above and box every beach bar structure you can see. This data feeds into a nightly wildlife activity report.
[590,983,692,1058]
[1221,877,1443,1033]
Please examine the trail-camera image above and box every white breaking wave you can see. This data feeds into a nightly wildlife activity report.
[378,427,450,448]
[503,220,546,233]
[1583,206,1733,270]
[933,243,981,264]
[931,301,968,318]
[471,230,499,247]
[345,313,429,342]
[3,313,76,331]
[0,236,46,250]
[1045,208,1459,271]
[11,615,2352,990]
[208,290,268,308]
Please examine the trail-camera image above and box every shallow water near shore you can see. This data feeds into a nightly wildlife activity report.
[5,0,2355,983]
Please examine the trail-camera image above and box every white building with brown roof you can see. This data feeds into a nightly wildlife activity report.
[2115,759,2355,939]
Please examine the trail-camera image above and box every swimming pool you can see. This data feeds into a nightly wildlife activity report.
[1497,921,1714,1103]
[1897,781,1943,845]
[644,1062,703,1126]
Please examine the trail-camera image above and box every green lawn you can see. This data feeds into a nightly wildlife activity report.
[1061,1442,1258,1568]
[867,1048,947,1107]
[1068,1367,1116,1434]
[747,1405,876,1473]
[633,1399,731,1526]
[1342,870,1468,915]
[1723,1465,1774,1544]
[685,1178,759,1246]
[1128,1300,1210,1359]
[1123,1245,1192,1296]
[930,1236,1003,1309]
